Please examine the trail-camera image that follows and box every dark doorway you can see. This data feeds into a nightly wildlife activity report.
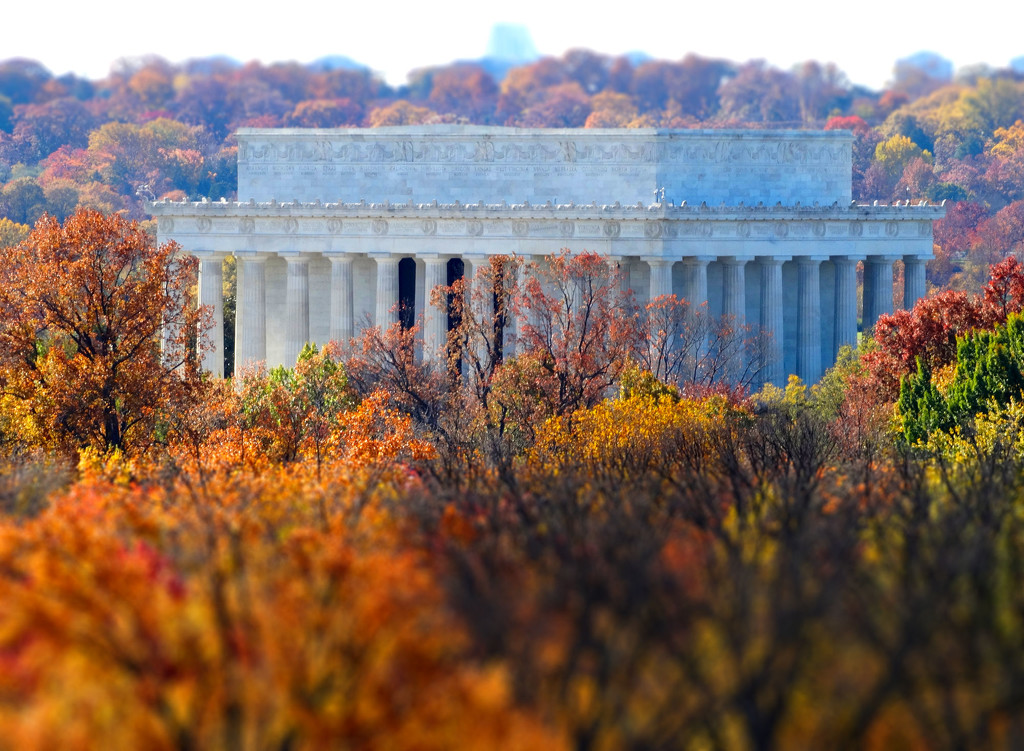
[446,258,464,331]
[398,257,416,330]
[446,258,465,373]
[493,260,506,361]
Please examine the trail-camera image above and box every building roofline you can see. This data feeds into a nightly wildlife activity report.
[236,125,854,139]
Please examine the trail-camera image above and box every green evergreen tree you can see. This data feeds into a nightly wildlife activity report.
[898,313,1024,443]
[898,359,952,444]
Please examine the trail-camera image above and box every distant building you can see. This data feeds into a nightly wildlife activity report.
[892,51,954,93]
[151,126,943,384]
[476,25,540,82]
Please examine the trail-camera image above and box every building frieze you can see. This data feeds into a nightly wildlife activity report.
[237,128,851,169]
[151,198,942,256]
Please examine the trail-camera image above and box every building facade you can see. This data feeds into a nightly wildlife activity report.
[151,126,945,385]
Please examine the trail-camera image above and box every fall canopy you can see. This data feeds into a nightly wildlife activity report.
[0,208,203,456]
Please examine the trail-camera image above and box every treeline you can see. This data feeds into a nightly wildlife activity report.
[6,210,1024,748]
[2,52,1024,291]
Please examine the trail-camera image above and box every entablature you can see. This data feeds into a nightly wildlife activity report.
[151,199,945,260]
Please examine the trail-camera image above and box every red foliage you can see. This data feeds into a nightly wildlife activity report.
[825,115,870,133]
[977,200,1024,258]
[980,255,1024,324]
[865,256,1024,400]
[933,201,988,257]
[515,251,639,415]
[866,290,982,399]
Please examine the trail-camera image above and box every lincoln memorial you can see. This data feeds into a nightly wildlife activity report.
[150,125,945,386]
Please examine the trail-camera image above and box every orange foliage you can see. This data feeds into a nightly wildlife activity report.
[0,209,204,458]
[367,100,437,127]
[0,471,560,750]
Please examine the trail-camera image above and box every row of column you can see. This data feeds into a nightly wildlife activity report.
[197,251,928,385]
[643,254,925,386]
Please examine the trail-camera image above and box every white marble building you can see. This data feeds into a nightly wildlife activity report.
[151,126,944,385]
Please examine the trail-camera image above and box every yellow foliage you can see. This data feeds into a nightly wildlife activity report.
[529,391,735,478]
[751,373,810,411]
[989,119,1024,158]
[875,134,932,179]
[0,217,30,248]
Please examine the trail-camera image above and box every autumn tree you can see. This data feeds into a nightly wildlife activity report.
[0,95,12,133]
[237,343,354,471]
[0,217,28,247]
[584,91,638,128]
[0,208,204,457]
[793,60,851,124]
[977,200,1024,258]
[875,133,933,182]
[638,294,768,395]
[368,100,438,127]
[827,114,883,199]
[87,118,207,200]
[514,251,640,416]
[898,312,1024,444]
[865,290,983,400]
[513,82,591,128]
[865,256,1024,401]
[126,60,176,110]
[284,98,364,128]
[0,177,46,225]
[630,55,732,119]
[41,178,81,221]
[0,58,52,105]
[11,97,97,161]
[427,64,498,122]
[933,200,987,259]
[717,60,800,124]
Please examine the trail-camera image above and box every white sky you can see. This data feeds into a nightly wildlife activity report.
[5,0,1020,91]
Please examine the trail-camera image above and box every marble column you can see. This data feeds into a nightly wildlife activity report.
[327,253,354,345]
[462,255,479,323]
[721,257,747,324]
[645,257,674,299]
[797,257,823,385]
[677,257,710,375]
[863,256,895,334]
[161,256,186,366]
[196,252,224,377]
[617,258,632,298]
[282,252,310,367]
[234,251,267,376]
[833,256,859,358]
[721,257,748,382]
[514,256,535,356]
[681,257,711,308]
[759,256,787,388]
[371,253,399,329]
[422,253,448,361]
[463,254,490,362]
[904,255,927,310]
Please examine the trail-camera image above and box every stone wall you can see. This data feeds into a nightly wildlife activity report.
[237,126,853,207]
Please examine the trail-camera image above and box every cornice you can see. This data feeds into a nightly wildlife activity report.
[150,198,946,222]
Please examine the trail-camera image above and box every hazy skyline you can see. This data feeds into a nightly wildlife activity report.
[6,0,1020,90]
